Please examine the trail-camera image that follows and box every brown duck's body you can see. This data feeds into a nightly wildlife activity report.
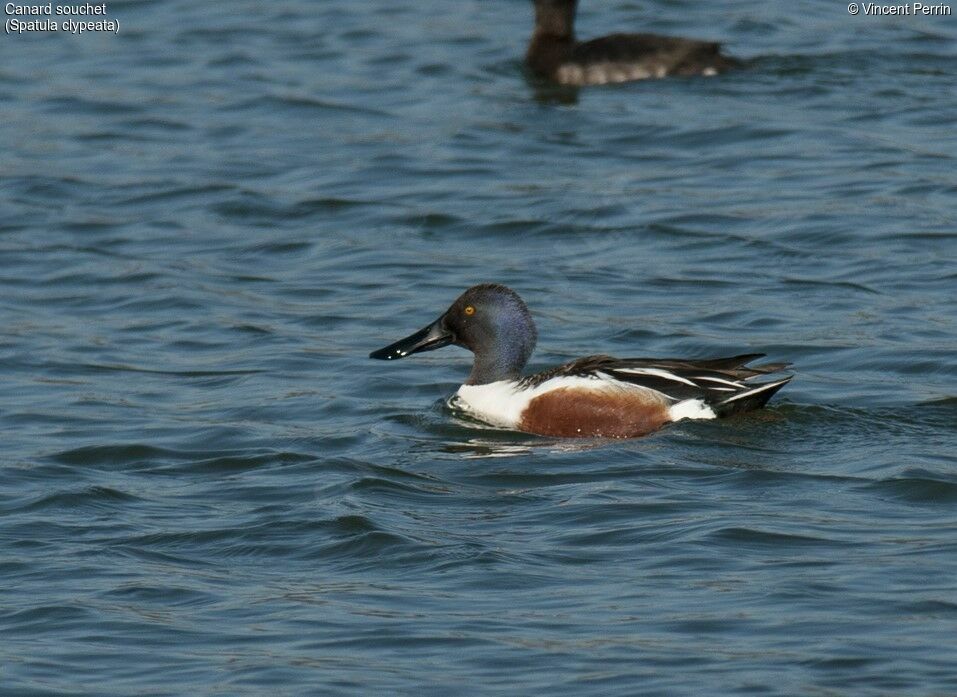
[526,0,738,86]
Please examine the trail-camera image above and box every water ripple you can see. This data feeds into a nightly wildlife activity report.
[2,0,956,694]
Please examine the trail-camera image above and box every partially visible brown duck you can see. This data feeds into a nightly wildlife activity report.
[526,0,738,86]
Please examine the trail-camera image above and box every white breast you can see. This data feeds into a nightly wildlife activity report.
[452,380,527,428]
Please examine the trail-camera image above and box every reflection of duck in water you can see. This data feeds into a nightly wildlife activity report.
[370,284,791,439]
[525,0,739,86]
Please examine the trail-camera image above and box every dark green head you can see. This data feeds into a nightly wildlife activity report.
[370,284,538,385]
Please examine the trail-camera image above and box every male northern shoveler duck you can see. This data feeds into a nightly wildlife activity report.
[370,284,791,438]
[526,0,738,86]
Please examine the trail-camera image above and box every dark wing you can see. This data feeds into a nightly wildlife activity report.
[517,354,621,389]
[571,33,738,75]
[521,354,791,416]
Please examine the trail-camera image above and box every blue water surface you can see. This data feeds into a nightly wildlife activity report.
[2,1,956,694]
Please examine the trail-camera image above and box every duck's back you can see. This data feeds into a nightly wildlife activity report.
[556,33,738,85]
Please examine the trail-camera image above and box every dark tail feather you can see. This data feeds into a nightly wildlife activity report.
[750,361,791,374]
[686,353,764,370]
[712,377,792,417]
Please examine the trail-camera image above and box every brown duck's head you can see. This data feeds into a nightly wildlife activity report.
[531,0,578,38]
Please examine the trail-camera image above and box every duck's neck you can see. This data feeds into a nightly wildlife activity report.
[468,354,519,385]
[527,2,576,76]
[467,338,535,386]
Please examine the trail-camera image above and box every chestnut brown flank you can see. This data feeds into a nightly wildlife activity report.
[519,387,671,438]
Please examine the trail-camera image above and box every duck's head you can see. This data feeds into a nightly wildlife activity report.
[369,284,537,385]
[531,0,577,38]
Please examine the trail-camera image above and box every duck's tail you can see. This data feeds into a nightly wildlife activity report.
[711,376,793,418]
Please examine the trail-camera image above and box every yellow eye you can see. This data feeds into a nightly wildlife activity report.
[464,305,475,316]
